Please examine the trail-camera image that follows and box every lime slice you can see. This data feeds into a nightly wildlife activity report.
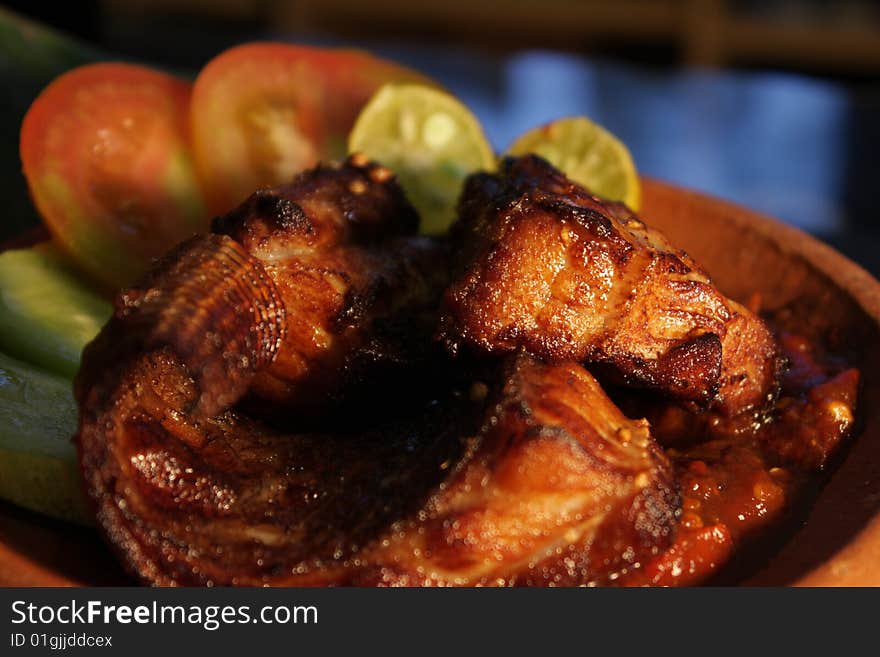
[0,243,111,378]
[506,116,641,210]
[0,351,91,525]
[348,83,496,234]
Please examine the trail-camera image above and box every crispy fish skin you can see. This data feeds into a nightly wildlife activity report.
[76,348,473,586]
[77,346,677,585]
[212,154,448,410]
[440,155,779,415]
[350,355,679,587]
[76,233,286,419]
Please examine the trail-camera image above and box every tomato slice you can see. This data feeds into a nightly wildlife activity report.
[20,63,207,288]
[190,43,433,213]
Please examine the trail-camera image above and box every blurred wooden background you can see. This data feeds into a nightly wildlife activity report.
[97,0,880,76]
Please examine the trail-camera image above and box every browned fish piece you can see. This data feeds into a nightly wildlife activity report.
[352,355,679,587]
[75,232,677,586]
[77,325,678,586]
[440,155,779,415]
[76,233,286,419]
[212,153,448,411]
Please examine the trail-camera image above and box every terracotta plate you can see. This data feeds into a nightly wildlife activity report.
[2,179,879,586]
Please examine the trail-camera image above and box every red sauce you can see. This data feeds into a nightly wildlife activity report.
[616,328,860,586]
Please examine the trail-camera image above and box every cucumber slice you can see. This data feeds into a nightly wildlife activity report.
[0,351,91,525]
[0,243,111,378]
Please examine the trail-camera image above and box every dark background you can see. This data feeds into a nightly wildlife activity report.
[3,0,880,272]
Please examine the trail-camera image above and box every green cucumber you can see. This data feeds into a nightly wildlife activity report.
[0,351,91,525]
[0,243,111,378]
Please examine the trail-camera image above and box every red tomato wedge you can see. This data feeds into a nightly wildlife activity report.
[190,43,433,213]
[20,63,207,288]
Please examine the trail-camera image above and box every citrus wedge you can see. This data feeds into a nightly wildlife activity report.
[506,116,641,210]
[348,83,495,234]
